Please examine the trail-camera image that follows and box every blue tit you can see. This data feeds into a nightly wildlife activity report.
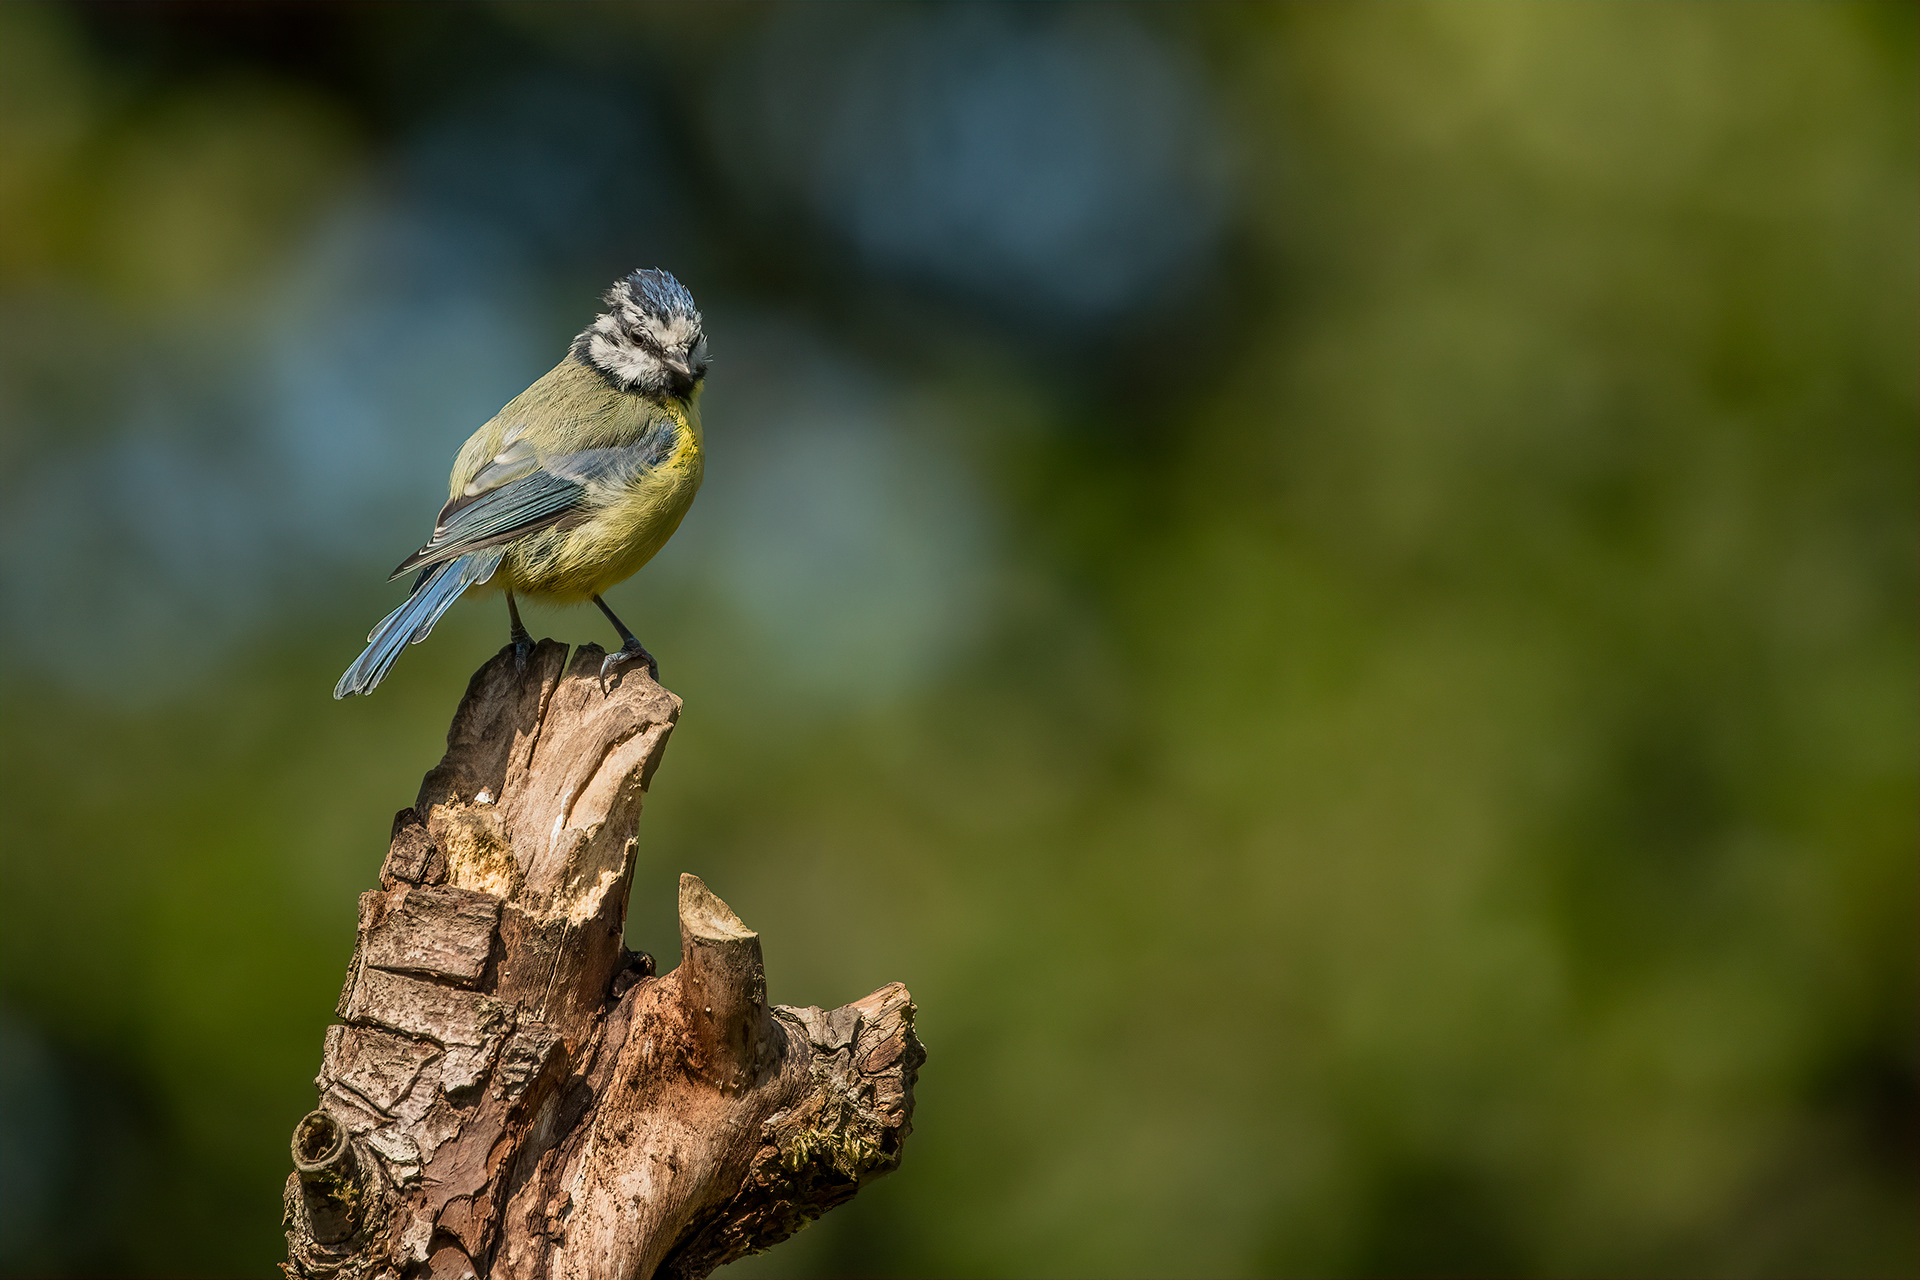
[334,268,710,699]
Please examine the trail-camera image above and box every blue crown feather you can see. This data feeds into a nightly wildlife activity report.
[613,268,699,323]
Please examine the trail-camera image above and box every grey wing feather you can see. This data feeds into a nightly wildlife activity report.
[389,418,679,580]
[459,434,540,495]
[390,471,585,578]
[540,416,679,485]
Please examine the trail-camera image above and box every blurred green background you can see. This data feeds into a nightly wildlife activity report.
[0,2,1913,1275]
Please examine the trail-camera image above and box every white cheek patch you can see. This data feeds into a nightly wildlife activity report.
[577,287,701,392]
[587,330,667,391]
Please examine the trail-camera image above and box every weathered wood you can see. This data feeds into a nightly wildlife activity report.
[286,641,924,1279]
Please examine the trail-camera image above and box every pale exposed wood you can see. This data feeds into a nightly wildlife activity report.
[285,642,924,1279]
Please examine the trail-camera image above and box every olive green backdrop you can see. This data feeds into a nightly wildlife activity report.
[0,3,1912,1275]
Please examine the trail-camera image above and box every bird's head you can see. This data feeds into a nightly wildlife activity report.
[572,268,710,399]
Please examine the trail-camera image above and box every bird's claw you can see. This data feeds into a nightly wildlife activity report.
[599,638,658,695]
[510,625,533,676]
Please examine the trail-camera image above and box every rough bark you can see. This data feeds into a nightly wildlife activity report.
[285,641,924,1279]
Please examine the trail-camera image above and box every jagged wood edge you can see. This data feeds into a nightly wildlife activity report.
[286,639,924,1280]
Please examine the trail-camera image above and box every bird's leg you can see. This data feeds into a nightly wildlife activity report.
[506,590,533,675]
[592,594,658,692]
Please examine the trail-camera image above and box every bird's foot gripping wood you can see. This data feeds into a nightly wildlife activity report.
[286,640,923,1280]
[598,637,658,694]
[590,594,660,692]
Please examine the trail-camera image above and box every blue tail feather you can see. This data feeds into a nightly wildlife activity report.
[334,548,505,698]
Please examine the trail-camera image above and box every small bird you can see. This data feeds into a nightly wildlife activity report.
[335,268,709,699]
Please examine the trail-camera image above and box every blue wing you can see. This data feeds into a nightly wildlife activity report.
[389,418,679,580]
[335,416,679,698]
[389,470,585,578]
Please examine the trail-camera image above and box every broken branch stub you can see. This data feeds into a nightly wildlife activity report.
[286,640,924,1279]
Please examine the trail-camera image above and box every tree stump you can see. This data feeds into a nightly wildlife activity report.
[285,641,924,1279]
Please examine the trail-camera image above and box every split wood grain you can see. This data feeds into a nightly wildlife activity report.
[285,641,923,1279]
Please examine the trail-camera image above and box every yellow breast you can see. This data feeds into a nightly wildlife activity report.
[496,398,704,603]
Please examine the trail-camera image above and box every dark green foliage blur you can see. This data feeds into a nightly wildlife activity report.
[0,3,1912,1275]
